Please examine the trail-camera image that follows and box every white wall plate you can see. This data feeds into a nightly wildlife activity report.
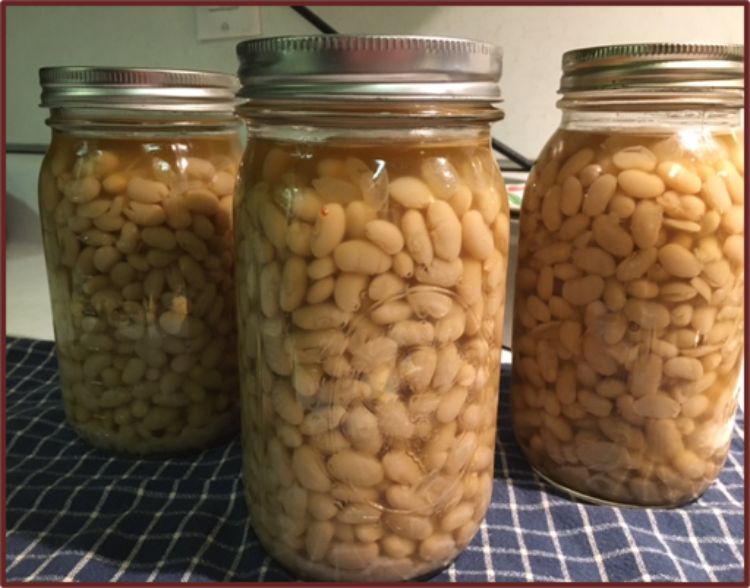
[195,6,260,42]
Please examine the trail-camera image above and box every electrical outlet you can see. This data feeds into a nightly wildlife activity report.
[195,6,260,41]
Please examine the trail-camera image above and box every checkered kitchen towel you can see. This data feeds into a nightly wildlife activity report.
[5,337,745,583]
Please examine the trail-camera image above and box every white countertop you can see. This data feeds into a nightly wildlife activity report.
[7,241,55,340]
[6,152,56,340]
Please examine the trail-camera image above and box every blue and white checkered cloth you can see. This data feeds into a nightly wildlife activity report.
[6,336,745,582]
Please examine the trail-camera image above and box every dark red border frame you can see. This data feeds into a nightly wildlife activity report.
[0,1,746,5]
[1,1,747,587]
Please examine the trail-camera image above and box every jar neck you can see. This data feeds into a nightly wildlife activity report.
[237,100,503,128]
[245,121,494,148]
[238,101,501,147]
[46,107,240,137]
[559,107,743,133]
[237,101,503,145]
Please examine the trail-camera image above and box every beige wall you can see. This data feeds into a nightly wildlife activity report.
[7,5,743,159]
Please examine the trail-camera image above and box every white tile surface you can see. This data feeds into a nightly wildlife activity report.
[7,241,55,340]
[6,153,44,212]
[6,152,55,339]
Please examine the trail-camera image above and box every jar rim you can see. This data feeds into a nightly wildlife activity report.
[235,34,502,103]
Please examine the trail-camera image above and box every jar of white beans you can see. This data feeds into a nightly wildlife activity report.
[234,36,509,581]
[38,68,242,455]
[511,44,744,507]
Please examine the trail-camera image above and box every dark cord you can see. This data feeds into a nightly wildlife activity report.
[491,138,533,171]
[291,6,338,34]
[290,6,533,171]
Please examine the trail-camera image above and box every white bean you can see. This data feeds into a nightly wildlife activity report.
[334,240,392,275]
[461,210,493,260]
[313,177,360,205]
[401,210,434,265]
[334,273,368,312]
[618,169,665,199]
[328,450,384,487]
[311,203,346,258]
[365,219,404,255]
[389,176,434,209]
[280,256,308,312]
[427,200,462,260]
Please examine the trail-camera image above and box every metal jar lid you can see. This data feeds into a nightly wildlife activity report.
[559,43,744,103]
[39,66,239,112]
[235,35,502,102]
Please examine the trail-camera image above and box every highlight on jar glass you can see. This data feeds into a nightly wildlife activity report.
[234,36,510,581]
[37,67,243,455]
[511,44,744,507]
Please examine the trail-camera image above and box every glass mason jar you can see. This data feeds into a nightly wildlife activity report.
[234,36,510,581]
[38,67,242,455]
[511,44,744,507]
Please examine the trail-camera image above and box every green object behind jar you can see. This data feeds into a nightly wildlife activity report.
[511,44,744,507]
[233,35,510,581]
[37,67,243,455]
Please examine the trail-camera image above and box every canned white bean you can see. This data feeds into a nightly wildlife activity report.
[38,67,242,454]
[235,35,509,581]
[511,44,744,507]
